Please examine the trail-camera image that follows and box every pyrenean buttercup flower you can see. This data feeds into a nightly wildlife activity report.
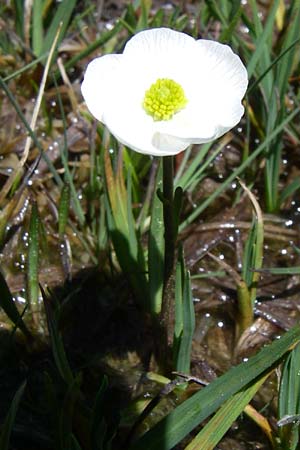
[81,28,248,156]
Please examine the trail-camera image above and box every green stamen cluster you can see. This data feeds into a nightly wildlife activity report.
[143,78,187,121]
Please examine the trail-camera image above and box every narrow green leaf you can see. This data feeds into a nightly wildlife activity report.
[12,0,24,39]
[148,161,164,315]
[130,326,300,450]
[185,372,269,450]
[247,0,279,77]
[58,183,71,237]
[32,0,44,56]
[27,203,39,306]
[279,177,300,206]
[59,376,81,450]
[254,267,300,275]
[0,381,26,450]
[0,270,31,338]
[279,342,300,450]
[174,249,195,373]
[41,0,76,57]
[90,376,109,450]
[41,287,74,385]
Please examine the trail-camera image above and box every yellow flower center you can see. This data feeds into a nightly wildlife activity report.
[143,78,187,121]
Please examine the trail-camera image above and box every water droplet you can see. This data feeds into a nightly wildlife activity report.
[14,295,26,304]
[241,25,249,33]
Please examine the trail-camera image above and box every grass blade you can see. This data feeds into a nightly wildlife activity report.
[148,161,164,315]
[27,203,39,307]
[0,381,26,450]
[58,183,71,237]
[90,376,109,450]
[32,0,44,56]
[184,371,270,450]
[279,343,300,450]
[41,0,76,57]
[41,287,74,385]
[130,326,300,450]
[0,270,31,338]
[173,248,195,373]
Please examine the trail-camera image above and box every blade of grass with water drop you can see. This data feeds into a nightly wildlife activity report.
[58,183,71,238]
[130,325,300,450]
[27,203,39,307]
[0,381,26,450]
[279,177,300,207]
[279,342,300,450]
[0,270,31,338]
[184,371,271,450]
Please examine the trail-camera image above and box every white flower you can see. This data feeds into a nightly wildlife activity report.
[81,28,248,156]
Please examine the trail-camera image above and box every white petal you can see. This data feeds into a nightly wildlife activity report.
[154,39,248,144]
[104,102,187,156]
[122,28,198,85]
[195,40,248,126]
[81,54,122,123]
[124,28,195,60]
